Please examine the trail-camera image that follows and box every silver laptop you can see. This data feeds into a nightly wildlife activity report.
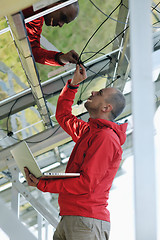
[10,141,80,179]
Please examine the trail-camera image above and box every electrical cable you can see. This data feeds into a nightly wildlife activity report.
[79,2,158,65]
[26,125,61,144]
[8,121,61,144]
[6,98,20,137]
[78,1,123,63]
[89,0,128,25]
[76,1,129,104]
[152,7,160,14]
[154,38,160,48]
[105,75,121,88]
[61,76,66,87]
[83,25,129,63]
[5,93,59,143]
[77,59,112,104]
[152,1,160,11]
[77,75,121,104]
[0,128,8,132]
[153,20,160,26]
[87,67,120,80]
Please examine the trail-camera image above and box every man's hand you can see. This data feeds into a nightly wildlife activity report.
[24,167,39,187]
[70,64,87,85]
[59,50,79,64]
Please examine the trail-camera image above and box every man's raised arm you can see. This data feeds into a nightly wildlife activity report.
[55,64,88,142]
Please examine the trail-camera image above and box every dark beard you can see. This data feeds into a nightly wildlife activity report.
[84,101,100,115]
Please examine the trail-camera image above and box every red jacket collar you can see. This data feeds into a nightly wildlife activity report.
[88,118,128,146]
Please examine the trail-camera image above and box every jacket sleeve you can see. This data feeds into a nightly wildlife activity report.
[37,132,121,195]
[55,80,89,142]
[25,18,64,66]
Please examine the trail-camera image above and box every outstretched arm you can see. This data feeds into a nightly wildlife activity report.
[55,64,88,142]
[26,18,79,66]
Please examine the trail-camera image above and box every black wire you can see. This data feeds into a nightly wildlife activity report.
[78,1,122,62]
[152,6,160,14]
[105,75,121,88]
[77,75,121,104]
[77,23,129,102]
[6,98,20,136]
[79,2,158,65]
[0,128,8,132]
[61,76,66,87]
[152,2,160,11]
[26,125,61,144]
[121,2,129,10]
[8,124,61,144]
[154,38,160,48]
[77,59,111,103]
[5,93,59,141]
[89,0,127,25]
[87,67,109,79]
[87,67,120,80]
[8,135,21,142]
[153,20,160,25]
[83,25,129,63]
[76,23,129,101]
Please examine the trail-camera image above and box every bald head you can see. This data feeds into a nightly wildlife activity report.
[85,87,126,121]
[104,88,126,120]
[59,0,79,12]
[44,0,79,26]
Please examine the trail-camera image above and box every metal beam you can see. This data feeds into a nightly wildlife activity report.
[109,0,130,91]
[7,12,52,128]
[25,0,78,23]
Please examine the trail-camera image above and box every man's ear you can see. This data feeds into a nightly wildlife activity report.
[102,104,113,113]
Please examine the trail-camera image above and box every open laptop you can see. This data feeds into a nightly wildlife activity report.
[10,141,80,179]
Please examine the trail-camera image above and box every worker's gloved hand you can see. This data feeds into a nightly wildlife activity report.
[59,50,79,64]
[24,167,39,187]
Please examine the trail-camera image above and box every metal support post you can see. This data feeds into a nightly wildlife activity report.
[0,197,37,240]
[38,212,43,240]
[129,0,157,239]
[11,167,20,217]
[11,179,59,228]
[45,220,49,240]
[6,156,20,217]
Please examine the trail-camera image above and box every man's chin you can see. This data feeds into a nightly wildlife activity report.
[44,18,51,26]
[84,101,89,110]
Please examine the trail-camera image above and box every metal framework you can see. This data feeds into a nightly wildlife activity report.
[7,12,52,128]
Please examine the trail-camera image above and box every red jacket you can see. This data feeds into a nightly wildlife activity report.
[22,7,63,66]
[37,80,128,222]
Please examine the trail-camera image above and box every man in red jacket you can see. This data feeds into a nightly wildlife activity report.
[25,64,128,240]
[23,1,79,66]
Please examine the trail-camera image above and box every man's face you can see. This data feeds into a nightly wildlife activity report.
[44,4,78,27]
[84,88,115,115]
